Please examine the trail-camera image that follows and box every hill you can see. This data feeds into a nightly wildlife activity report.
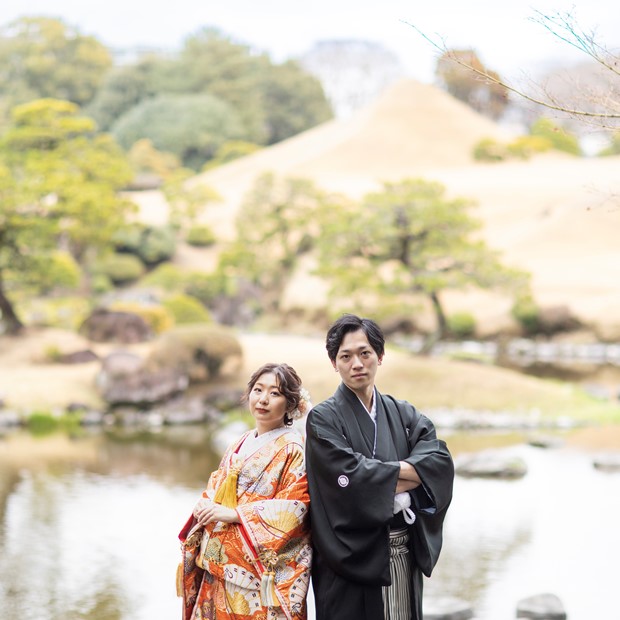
[133,78,620,333]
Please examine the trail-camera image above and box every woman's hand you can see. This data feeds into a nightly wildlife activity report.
[193,498,240,526]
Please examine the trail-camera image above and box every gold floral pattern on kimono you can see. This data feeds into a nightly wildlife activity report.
[179,429,312,620]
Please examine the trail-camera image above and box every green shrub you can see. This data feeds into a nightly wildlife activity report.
[26,411,82,436]
[110,301,174,333]
[511,295,540,334]
[473,138,507,162]
[186,224,217,247]
[95,253,145,285]
[148,324,243,382]
[141,263,187,292]
[138,226,177,265]
[112,224,176,266]
[27,412,59,436]
[506,135,552,158]
[111,224,144,253]
[530,117,581,155]
[163,294,212,324]
[447,312,477,338]
[111,93,245,170]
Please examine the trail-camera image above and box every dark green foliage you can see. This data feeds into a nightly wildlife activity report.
[259,60,332,144]
[112,224,176,266]
[511,295,540,334]
[111,94,244,169]
[85,56,166,131]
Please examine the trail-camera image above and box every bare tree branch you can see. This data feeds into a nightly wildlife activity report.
[404,13,620,126]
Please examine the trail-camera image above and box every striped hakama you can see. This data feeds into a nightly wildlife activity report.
[382,528,412,620]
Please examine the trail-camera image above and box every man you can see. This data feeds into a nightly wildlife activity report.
[306,314,454,620]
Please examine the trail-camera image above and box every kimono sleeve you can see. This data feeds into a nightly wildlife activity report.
[397,401,454,577]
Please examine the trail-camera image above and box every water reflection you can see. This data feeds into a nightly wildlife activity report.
[426,441,620,619]
[1,428,619,620]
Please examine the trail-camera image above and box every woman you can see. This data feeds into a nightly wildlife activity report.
[178,363,312,620]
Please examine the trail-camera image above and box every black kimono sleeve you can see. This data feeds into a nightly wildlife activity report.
[305,400,400,586]
[388,397,454,577]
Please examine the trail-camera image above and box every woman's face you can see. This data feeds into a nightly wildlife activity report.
[248,372,289,434]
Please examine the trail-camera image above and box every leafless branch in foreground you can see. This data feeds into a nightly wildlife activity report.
[405,12,620,128]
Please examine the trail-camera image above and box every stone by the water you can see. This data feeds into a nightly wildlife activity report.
[424,596,474,620]
[516,592,566,619]
[455,452,528,479]
[593,452,620,472]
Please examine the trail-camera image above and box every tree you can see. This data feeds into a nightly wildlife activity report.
[409,11,620,128]
[316,179,527,350]
[111,94,245,170]
[259,60,333,144]
[162,168,221,233]
[0,17,112,111]
[218,173,325,312]
[176,28,268,144]
[0,99,135,334]
[435,49,508,120]
[85,55,166,132]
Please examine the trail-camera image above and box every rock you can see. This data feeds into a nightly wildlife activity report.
[96,351,189,405]
[58,349,99,364]
[151,396,219,425]
[455,452,528,479]
[79,410,106,426]
[424,596,474,620]
[516,592,566,619]
[527,434,564,449]
[593,453,620,472]
[80,308,152,343]
[0,409,22,428]
[204,387,245,412]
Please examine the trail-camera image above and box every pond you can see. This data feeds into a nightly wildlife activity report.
[0,425,618,620]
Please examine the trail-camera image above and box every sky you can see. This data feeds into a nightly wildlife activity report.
[0,0,618,84]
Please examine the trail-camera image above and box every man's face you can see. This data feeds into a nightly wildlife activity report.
[332,329,382,395]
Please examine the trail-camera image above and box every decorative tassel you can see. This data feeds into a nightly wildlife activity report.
[176,562,184,598]
[213,465,240,508]
[260,570,280,607]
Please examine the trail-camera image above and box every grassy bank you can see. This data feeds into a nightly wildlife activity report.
[1,329,619,424]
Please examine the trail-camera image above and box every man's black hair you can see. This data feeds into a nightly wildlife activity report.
[325,313,385,361]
